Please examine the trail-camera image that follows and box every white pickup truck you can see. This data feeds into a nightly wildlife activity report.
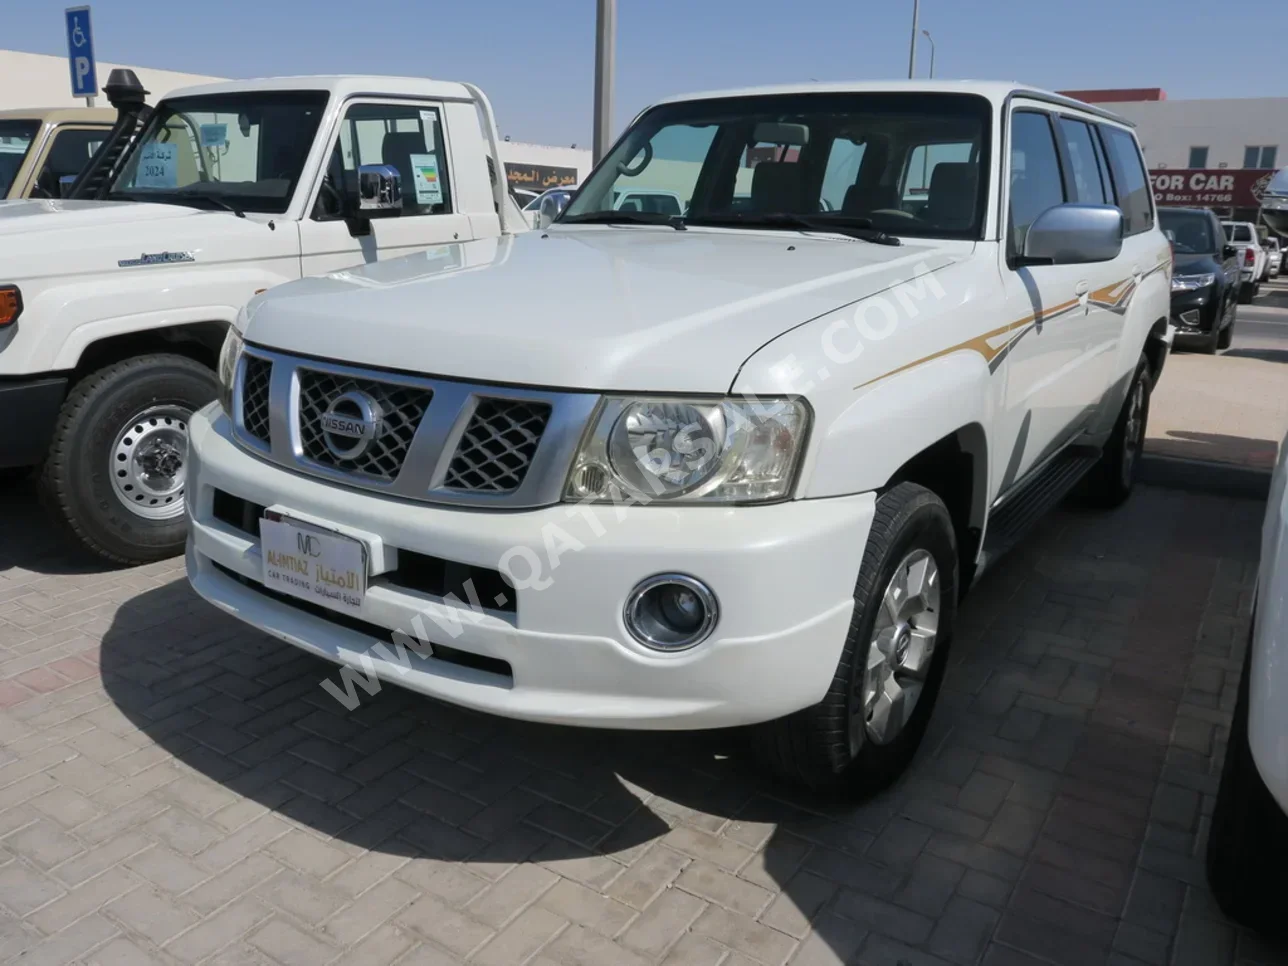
[0,69,522,564]
[186,81,1172,793]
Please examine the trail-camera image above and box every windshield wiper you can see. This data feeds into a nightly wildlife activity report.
[169,188,246,219]
[687,212,901,246]
[559,210,686,230]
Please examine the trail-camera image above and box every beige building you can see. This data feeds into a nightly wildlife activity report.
[0,49,222,110]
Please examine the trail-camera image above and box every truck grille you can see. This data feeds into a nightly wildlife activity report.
[229,348,597,509]
[297,370,432,481]
[240,356,273,444]
[444,399,552,493]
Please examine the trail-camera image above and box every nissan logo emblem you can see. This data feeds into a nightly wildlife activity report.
[319,390,382,460]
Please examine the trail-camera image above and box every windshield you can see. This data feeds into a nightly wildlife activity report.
[108,90,328,213]
[0,120,40,197]
[1159,210,1215,254]
[563,92,991,239]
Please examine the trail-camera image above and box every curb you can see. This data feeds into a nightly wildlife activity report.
[1139,453,1272,500]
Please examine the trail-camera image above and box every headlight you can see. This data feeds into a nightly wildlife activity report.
[216,327,244,416]
[1171,273,1215,292]
[565,396,810,504]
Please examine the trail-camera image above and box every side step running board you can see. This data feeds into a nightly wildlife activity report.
[976,445,1100,578]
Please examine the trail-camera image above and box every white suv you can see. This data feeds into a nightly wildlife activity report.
[186,81,1172,793]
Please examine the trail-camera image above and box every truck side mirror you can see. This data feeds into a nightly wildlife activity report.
[538,190,571,229]
[1019,204,1123,266]
[343,163,403,237]
[357,164,403,215]
[1223,244,1239,260]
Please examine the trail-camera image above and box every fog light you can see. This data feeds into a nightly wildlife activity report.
[623,574,718,651]
[1179,310,1200,326]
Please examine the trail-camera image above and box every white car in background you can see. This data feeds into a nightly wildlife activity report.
[1223,220,1267,299]
[1263,236,1282,278]
[522,184,579,228]
[1208,427,1288,934]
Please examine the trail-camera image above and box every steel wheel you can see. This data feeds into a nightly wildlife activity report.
[853,548,941,750]
[109,405,191,520]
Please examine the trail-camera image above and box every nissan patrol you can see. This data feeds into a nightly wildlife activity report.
[185,81,1173,792]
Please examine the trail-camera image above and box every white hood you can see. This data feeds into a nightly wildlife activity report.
[244,227,961,393]
[0,199,291,281]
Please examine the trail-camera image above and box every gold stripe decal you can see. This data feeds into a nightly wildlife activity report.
[853,259,1169,392]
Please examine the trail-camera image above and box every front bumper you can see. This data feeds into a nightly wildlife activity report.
[0,374,66,468]
[1169,288,1220,335]
[185,405,875,730]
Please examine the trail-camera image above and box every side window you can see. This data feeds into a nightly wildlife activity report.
[1099,126,1154,235]
[1058,118,1108,205]
[34,127,106,197]
[317,102,452,220]
[1009,111,1066,253]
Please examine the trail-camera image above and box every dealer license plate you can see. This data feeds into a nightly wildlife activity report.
[260,512,367,617]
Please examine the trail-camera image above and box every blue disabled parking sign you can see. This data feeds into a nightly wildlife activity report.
[65,6,98,98]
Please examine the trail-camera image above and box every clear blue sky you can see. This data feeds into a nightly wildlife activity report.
[8,0,1288,146]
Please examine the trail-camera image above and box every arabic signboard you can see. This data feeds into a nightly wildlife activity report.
[1150,169,1275,209]
[506,163,578,190]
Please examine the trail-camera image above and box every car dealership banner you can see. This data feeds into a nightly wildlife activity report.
[506,163,578,190]
[1150,168,1275,208]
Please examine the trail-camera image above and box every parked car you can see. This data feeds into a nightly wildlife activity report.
[1159,207,1241,352]
[522,184,579,228]
[1207,426,1288,935]
[186,81,1172,794]
[0,69,524,565]
[1263,236,1282,278]
[1263,168,1288,236]
[1222,220,1267,300]
[613,188,685,216]
[0,107,113,200]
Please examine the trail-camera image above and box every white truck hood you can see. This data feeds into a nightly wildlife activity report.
[244,228,960,393]
[0,199,288,281]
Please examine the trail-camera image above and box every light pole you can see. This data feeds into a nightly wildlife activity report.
[922,29,936,78]
[593,0,617,164]
[907,0,919,79]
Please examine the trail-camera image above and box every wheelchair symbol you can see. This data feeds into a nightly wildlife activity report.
[71,22,87,47]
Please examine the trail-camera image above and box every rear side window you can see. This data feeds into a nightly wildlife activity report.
[1099,125,1154,235]
[1058,118,1109,205]
[1009,111,1066,252]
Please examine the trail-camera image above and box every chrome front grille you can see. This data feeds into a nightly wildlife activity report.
[240,356,273,444]
[444,399,552,493]
[231,347,600,509]
[297,369,432,481]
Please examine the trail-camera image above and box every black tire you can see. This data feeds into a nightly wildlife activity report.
[750,482,957,796]
[1238,283,1253,305]
[39,354,217,565]
[1217,316,1235,350]
[1207,629,1288,935]
[1199,321,1221,355]
[1082,354,1151,508]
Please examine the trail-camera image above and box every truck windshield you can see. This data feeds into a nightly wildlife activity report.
[0,120,40,197]
[563,92,991,240]
[107,90,328,214]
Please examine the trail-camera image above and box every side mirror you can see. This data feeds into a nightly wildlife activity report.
[58,175,77,198]
[1223,244,1239,260]
[1020,204,1123,266]
[538,190,571,229]
[356,164,402,215]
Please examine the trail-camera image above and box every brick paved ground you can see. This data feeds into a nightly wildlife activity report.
[0,477,1284,966]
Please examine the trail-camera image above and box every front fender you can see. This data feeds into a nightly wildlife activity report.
[1,260,300,376]
[800,351,994,499]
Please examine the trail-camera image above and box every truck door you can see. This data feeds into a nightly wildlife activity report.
[24,124,110,198]
[298,100,475,275]
[992,107,1117,492]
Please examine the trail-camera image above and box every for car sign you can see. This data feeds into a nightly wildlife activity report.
[64,7,97,99]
